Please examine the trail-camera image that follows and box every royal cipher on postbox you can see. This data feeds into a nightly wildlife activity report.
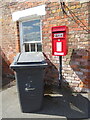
[52,26,68,56]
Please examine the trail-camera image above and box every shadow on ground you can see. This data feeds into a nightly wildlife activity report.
[37,86,90,119]
[2,85,90,119]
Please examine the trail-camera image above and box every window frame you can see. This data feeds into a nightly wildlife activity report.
[19,17,42,52]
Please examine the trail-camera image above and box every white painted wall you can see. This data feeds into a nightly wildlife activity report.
[12,4,46,21]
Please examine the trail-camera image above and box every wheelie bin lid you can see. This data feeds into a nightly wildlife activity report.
[17,52,45,64]
[10,52,48,69]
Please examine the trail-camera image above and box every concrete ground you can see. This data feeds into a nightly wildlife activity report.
[0,84,90,119]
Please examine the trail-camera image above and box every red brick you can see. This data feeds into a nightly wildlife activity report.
[1,1,90,92]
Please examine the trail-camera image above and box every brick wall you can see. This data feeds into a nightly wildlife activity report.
[42,1,90,92]
[1,0,90,92]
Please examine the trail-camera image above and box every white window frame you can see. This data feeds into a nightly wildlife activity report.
[19,17,42,52]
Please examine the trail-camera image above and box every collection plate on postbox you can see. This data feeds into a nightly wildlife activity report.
[52,26,68,56]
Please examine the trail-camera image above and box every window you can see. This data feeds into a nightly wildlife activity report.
[20,19,42,52]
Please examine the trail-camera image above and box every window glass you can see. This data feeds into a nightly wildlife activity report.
[22,19,41,42]
[25,43,29,52]
[37,43,42,52]
[31,43,35,52]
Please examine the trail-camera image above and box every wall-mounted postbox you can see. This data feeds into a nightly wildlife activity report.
[52,26,68,56]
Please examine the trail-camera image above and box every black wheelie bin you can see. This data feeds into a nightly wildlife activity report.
[10,52,47,113]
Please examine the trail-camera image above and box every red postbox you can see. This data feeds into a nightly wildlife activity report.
[52,26,68,56]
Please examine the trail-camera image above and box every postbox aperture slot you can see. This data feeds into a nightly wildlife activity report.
[53,31,66,39]
[54,33,63,38]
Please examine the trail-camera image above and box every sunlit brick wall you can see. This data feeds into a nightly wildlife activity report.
[1,0,90,92]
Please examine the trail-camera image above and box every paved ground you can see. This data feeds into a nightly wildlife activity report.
[0,85,90,119]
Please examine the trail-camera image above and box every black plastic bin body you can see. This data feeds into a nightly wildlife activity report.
[10,52,47,113]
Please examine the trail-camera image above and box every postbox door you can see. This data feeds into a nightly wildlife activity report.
[53,39,66,56]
